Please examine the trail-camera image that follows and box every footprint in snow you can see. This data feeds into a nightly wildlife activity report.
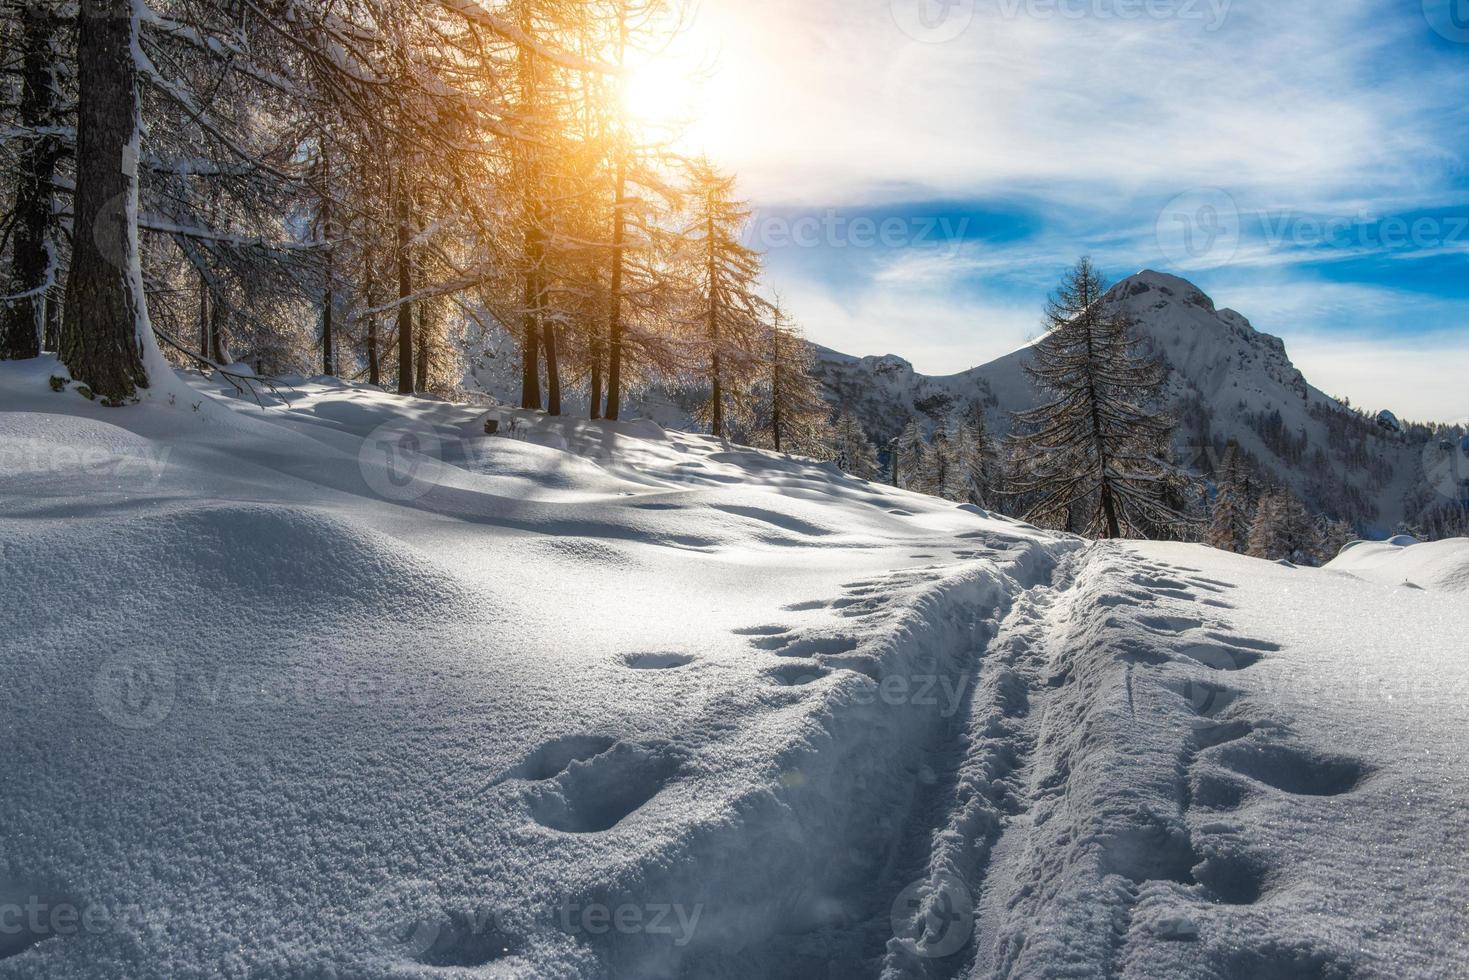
[765,663,832,687]
[622,652,696,670]
[732,624,790,637]
[1175,643,1263,672]
[526,742,680,834]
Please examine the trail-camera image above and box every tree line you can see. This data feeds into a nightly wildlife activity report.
[0,0,834,437]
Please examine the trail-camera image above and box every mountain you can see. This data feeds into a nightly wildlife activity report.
[813,270,1442,534]
[467,270,1458,536]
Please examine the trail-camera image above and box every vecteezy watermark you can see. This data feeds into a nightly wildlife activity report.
[558,901,704,947]
[1156,188,1242,269]
[0,440,171,489]
[1423,0,1469,43]
[891,0,1231,42]
[849,672,973,718]
[744,210,971,254]
[891,0,977,43]
[0,895,167,955]
[1159,188,1469,268]
[91,659,452,730]
[889,875,974,959]
[375,892,705,963]
[358,421,447,502]
[997,0,1231,29]
[92,652,177,730]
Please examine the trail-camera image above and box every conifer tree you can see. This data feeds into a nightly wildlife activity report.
[682,158,764,437]
[1206,441,1253,553]
[953,403,1001,507]
[831,413,882,481]
[1006,258,1183,539]
[758,301,829,455]
[920,422,955,499]
[896,418,927,492]
[1247,488,1319,564]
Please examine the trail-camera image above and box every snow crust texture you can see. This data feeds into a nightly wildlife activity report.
[1,358,1464,979]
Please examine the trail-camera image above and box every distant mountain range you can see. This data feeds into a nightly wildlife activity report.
[812,270,1452,533]
[470,270,1463,535]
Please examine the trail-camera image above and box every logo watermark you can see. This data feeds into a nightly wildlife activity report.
[1156,188,1241,269]
[1158,188,1469,268]
[889,875,974,959]
[358,422,447,502]
[744,210,971,253]
[1424,0,1469,42]
[892,0,1231,43]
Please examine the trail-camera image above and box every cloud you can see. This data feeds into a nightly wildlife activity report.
[687,0,1465,210]
[1288,333,1469,423]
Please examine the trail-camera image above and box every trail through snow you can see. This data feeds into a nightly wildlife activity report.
[1,360,1465,979]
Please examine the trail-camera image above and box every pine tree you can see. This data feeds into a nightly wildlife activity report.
[1247,489,1319,564]
[831,413,882,481]
[1315,516,1356,565]
[60,0,159,402]
[896,418,927,492]
[952,403,1001,507]
[682,159,764,438]
[0,1,64,360]
[1205,441,1252,553]
[1006,258,1183,539]
[759,301,829,455]
[918,423,954,498]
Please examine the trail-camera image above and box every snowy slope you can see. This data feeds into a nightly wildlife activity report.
[1324,536,1469,593]
[1,359,1465,979]
[810,271,1435,533]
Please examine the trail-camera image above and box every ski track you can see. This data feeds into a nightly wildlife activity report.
[597,539,1386,979]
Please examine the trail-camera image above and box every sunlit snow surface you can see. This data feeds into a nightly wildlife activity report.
[0,358,1464,979]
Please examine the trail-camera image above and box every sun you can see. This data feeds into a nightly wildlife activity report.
[621,59,696,131]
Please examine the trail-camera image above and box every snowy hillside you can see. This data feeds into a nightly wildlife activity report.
[810,271,1434,533]
[2,359,1467,978]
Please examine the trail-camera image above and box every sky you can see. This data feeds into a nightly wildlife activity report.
[661,0,1469,423]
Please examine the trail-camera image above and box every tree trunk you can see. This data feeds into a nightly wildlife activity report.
[520,268,541,409]
[365,253,380,385]
[320,149,334,376]
[395,181,414,395]
[198,272,210,358]
[1,1,63,360]
[60,0,150,401]
[603,160,627,421]
[770,316,783,453]
[542,318,561,417]
[415,301,430,392]
[589,332,603,420]
[707,208,722,438]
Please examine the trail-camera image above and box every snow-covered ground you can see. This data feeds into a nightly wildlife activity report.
[1,358,1465,979]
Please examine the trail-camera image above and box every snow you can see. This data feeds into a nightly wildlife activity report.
[1,357,1466,978]
[803,271,1435,535]
[1325,536,1469,593]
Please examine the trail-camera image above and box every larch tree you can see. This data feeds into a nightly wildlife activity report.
[1247,488,1318,564]
[832,412,881,481]
[1205,440,1253,553]
[1006,257,1184,539]
[759,300,829,455]
[60,0,162,402]
[682,158,764,438]
[1,0,65,360]
[896,417,926,491]
[953,402,1001,507]
[600,0,686,422]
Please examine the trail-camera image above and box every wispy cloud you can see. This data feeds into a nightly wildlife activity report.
[680,0,1469,420]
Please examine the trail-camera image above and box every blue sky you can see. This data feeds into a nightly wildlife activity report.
[678,0,1469,421]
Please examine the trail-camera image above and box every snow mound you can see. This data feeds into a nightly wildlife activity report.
[1326,536,1469,592]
